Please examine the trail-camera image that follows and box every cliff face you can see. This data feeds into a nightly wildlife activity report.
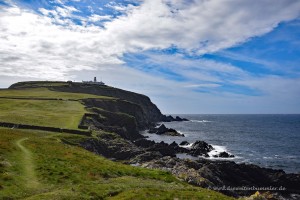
[55,83,163,129]
[10,81,163,131]
[82,98,150,130]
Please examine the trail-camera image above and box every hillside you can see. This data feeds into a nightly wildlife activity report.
[9,81,163,129]
[0,128,234,199]
[0,81,234,199]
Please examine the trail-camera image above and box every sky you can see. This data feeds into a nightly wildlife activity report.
[0,0,300,114]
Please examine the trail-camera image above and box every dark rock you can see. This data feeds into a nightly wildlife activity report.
[170,141,178,147]
[163,129,185,137]
[160,115,174,122]
[156,124,168,134]
[148,127,157,133]
[168,142,188,153]
[141,156,300,198]
[197,161,300,197]
[204,153,210,158]
[149,124,184,137]
[80,136,144,160]
[213,151,235,158]
[161,115,189,122]
[148,141,177,157]
[175,116,189,121]
[189,140,214,157]
[133,138,155,148]
[180,141,190,146]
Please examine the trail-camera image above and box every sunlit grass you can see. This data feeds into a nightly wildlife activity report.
[0,128,234,200]
[0,99,86,129]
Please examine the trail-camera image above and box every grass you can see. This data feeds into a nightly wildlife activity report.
[0,99,86,129]
[0,88,114,100]
[0,128,234,200]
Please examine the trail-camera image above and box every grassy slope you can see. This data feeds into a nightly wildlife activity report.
[0,88,114,100]
[0,128,233,200]
[0,99,85,129]
[0,87,113,129]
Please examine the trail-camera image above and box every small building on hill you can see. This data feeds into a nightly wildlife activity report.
[82,77,105,85]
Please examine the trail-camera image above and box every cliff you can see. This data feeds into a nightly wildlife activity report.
[10,81,163,131]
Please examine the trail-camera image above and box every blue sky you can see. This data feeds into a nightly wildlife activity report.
[0,0,300,114]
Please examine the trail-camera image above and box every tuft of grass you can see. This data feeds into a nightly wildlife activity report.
[0,128,234,200]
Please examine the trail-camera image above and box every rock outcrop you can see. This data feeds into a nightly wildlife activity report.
[189,140,214,157]
[161,115,189,122]
[80,131,144,160]
[214,151,234,158]
[179,141,190,146]
[148,124,185,137]
[141,156,300,198]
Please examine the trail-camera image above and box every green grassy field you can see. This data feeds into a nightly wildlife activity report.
[0,128,234,200]
[0,99,86,129]
[0,88,113,100]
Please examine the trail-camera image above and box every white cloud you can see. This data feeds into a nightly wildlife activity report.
[1,0,300,80]
[88,14,112,22]
[105,2,136,12]
[1,0,300,113]
[56,5,79,18]
[102,0,300,53]
[0,6,122,80]
[53,0,64,5]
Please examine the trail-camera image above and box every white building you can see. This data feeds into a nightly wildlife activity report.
[82,77,105,85]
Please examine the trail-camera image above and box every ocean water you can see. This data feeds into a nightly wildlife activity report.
[142,114,300,173]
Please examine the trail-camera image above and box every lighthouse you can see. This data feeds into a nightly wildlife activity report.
[82,77,105,85]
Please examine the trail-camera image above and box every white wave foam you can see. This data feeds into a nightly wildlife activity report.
[179,143,193,148]
[190,120,212,123]
[208,145,227,157]
[263,156,273,159]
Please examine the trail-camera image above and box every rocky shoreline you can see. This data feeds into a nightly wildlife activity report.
[80,117,300,199]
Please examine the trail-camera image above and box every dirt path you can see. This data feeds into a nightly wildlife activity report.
[16,138,40,189]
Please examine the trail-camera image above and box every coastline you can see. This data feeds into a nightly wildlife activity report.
[127,115,300,199]
[153,114,300,174]
[5,81,300,199]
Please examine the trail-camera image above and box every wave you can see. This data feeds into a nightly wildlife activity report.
[190,120,212,123]
[208,145,227,157]
[179,143,193,148]
[178,143,238,160]
[207,145,241,160]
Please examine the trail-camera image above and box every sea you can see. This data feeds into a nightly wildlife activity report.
[142,114,300,174]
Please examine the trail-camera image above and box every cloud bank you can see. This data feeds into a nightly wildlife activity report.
[0,0,300,113]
